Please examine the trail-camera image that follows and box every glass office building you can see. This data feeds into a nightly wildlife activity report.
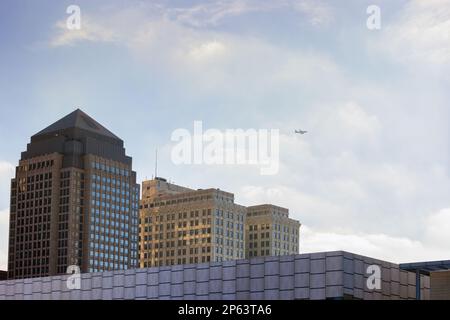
[8,109,139,279]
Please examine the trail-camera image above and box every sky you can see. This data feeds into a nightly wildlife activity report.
[0,0,449,269]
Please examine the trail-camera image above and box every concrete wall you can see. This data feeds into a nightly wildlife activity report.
[0,251,430,300]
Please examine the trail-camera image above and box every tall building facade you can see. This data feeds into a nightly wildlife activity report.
[246,204,300,258]
[139,178,246,267]
[8,109,139,279]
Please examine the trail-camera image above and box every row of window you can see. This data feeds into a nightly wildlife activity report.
[91,161,130,177]
[12,267,50,277]
[249,250,271,257]
[91,174,130,187]
[16,249,50,258]
[273,232,298,242]
[248,232,270,240]
[141,209,212,222]
[143,256,211,267]
[15,233,50,242]
[214,228,244,240]
[248,224,272,231]
[214,246,244,258]
[91,208,134,221]
[91,182,131,195]
[14,257,50,267]
[15,207,52,218]
[16,198,52,209]
[214,237,244,249]
[141,197,214,209]
[215,209,245,221]
[91,199,130,212]
[215,218,244,230]
[89,249,129,259]
[249,241,271,249]
[91,191,129,202]
[273,242,297,250]
[142,219,212,231]
[15,214,50,226]
[18,160,54,172]
[274,223,299,234]
[141,237,212,246]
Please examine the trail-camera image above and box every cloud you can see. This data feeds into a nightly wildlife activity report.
[292,0,333,26]
[113,12,343,102]
[167,0,333,28]
[0,161,14,208]
[336,102,381,137]
[46,0,341,105]
[0,162,13,270]
[0,161,14,176]
[49,1,335,48]
[38,0,450,266]
[0,209,9,270]
[378,0,450,66]
[188,40,227,61]
[167,0,273,27]
[300,224,450,264]
[424,208,450,245]
[50,18,119,47]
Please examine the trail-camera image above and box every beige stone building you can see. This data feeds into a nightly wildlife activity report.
[139,178,246,267]
[246,204,300,258]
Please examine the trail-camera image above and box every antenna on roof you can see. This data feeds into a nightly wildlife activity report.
[155,148,158,179]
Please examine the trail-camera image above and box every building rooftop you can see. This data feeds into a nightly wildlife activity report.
[33,108,121,141]
[141,178,236,201]
[21,108,131,166]
[247,204,289,212]
[400,260,450,275]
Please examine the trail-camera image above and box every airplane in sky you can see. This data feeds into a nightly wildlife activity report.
[295,129,308,134]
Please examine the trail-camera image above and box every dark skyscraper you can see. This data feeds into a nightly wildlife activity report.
[8,109,139,279]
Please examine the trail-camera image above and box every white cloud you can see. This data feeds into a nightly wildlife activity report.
[0,162,13,270]
[300,224,450,264]
[116,14,344,100]
[337,102,381,137]
[0,161,14,176]
[301,207,450,263]
[167,0,333,28]
[0,209,9,270]
[40,0,450,266]
[46,0,342,106]
[50,18,119,47]
[292,0,333,26]
[295,101,382,153]
[0,161,14,208]
[424,208,450,245]
[167,0,271,27]
[188,40,227,61]
[378,0,450,66]
[50,1,335,48]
